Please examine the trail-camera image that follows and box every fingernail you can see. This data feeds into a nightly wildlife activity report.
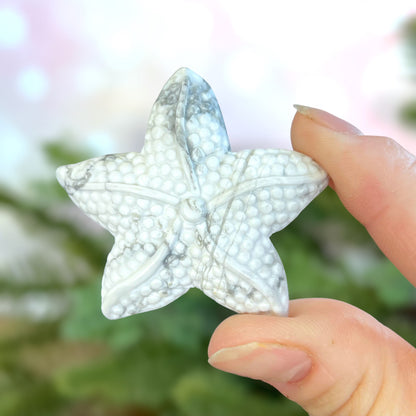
[208,342,312,384]
[294,104,362,135]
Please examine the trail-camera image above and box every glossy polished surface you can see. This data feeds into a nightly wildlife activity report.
[57,68,328,319]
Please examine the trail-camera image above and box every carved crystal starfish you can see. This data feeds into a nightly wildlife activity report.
[56,68,327,319]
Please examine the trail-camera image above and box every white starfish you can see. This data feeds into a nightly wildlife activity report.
[56,68,328,319]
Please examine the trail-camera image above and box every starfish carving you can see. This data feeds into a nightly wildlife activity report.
[56,68,328,319]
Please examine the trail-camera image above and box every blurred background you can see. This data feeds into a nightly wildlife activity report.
[0,1,415,415]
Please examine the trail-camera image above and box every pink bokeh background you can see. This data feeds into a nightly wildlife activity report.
[0,0,415,188]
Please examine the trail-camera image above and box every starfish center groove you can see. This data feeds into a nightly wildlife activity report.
[179,196,207,224]
[56,67,328,319]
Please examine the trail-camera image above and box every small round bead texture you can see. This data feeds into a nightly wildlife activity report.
[56,68,328,320]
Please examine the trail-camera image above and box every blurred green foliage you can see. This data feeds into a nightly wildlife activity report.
[402,15,416,71]
[400,15,416,127]
[0,137,415,416]
[1,19,415,414]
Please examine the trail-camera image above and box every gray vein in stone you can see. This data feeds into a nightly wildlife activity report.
[56,67,328,319]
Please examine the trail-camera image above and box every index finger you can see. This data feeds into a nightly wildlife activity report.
[291,106,416,284]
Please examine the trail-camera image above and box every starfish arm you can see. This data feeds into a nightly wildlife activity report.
[56,152,195,319]
[206,148,328,233]
[144,68,231,194]
[56,152,184,234]
[56,68,330,319]
[197,230,289,315]
[101,221,193,319]
[194,148,327,315]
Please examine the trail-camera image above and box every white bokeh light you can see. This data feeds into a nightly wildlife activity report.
[225,48,269,94]
[86,131,115,154]
[0,120,27,178]
[80,0,145,69]
[294,76,350,116]
[0,7,27,48]
[362,43,410,101]
[0,0,414,188]
[75,66,110,96]
[16,67,49,101]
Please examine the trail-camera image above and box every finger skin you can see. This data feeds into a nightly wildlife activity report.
[208,299,416,415]
[291,111,416,282]
[208,109,416,415]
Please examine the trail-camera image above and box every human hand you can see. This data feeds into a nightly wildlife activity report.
[208,106,416,415]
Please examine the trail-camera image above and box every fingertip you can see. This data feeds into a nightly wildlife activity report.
[290,107,416,281]
[293,105,362,136]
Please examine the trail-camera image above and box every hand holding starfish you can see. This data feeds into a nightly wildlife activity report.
[57,69,327,319]
[209,107,416,415]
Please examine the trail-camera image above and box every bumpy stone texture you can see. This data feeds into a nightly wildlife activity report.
[56,68,328,319]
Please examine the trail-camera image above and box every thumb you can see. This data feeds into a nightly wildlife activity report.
[208,299,416,415]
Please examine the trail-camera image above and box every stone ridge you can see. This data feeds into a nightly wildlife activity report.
[56,68,328,319]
